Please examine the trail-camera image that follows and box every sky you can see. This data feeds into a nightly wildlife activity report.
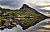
[0,0,24,9]
[0,0,50,9]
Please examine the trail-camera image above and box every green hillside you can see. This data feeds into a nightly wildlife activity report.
[0,4,48,30]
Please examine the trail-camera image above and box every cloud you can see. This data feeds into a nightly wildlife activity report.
[0,0,24,9]
[0,0,50,10]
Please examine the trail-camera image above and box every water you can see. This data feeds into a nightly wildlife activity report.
[0,25,24,32]
[26,18,50,32]
[0,18,50,32]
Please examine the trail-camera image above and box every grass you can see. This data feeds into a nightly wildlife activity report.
[0,4,48,30]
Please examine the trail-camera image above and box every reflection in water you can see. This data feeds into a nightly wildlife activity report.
[41,25,50,28]
[0,25,24,32]
[35,29,50,32]
[0,18,50,32]
[25,18,50,32]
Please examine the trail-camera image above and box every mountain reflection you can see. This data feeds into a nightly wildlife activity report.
[1,19,50,32]
[26,18,50,32]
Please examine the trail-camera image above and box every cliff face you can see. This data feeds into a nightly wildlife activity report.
[0,4,48,30]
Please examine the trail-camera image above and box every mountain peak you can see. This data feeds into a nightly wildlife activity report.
[23,4,28,6]
[20,4,30,9]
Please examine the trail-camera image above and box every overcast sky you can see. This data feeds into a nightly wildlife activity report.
[0,0,24,9]
[0,0,50,9]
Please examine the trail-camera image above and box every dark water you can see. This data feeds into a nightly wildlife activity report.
[26,18,50,32]
[1,18,50,32]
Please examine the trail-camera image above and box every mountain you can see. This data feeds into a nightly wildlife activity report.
[0,4,49,30]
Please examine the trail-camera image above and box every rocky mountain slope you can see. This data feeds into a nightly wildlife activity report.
[0,4,49,30]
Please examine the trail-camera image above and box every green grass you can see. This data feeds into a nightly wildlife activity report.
[2,9,47,30]
[0,5,47,30]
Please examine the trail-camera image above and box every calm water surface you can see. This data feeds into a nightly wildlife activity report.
[26,18,50,32]
[0,18,50,32]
